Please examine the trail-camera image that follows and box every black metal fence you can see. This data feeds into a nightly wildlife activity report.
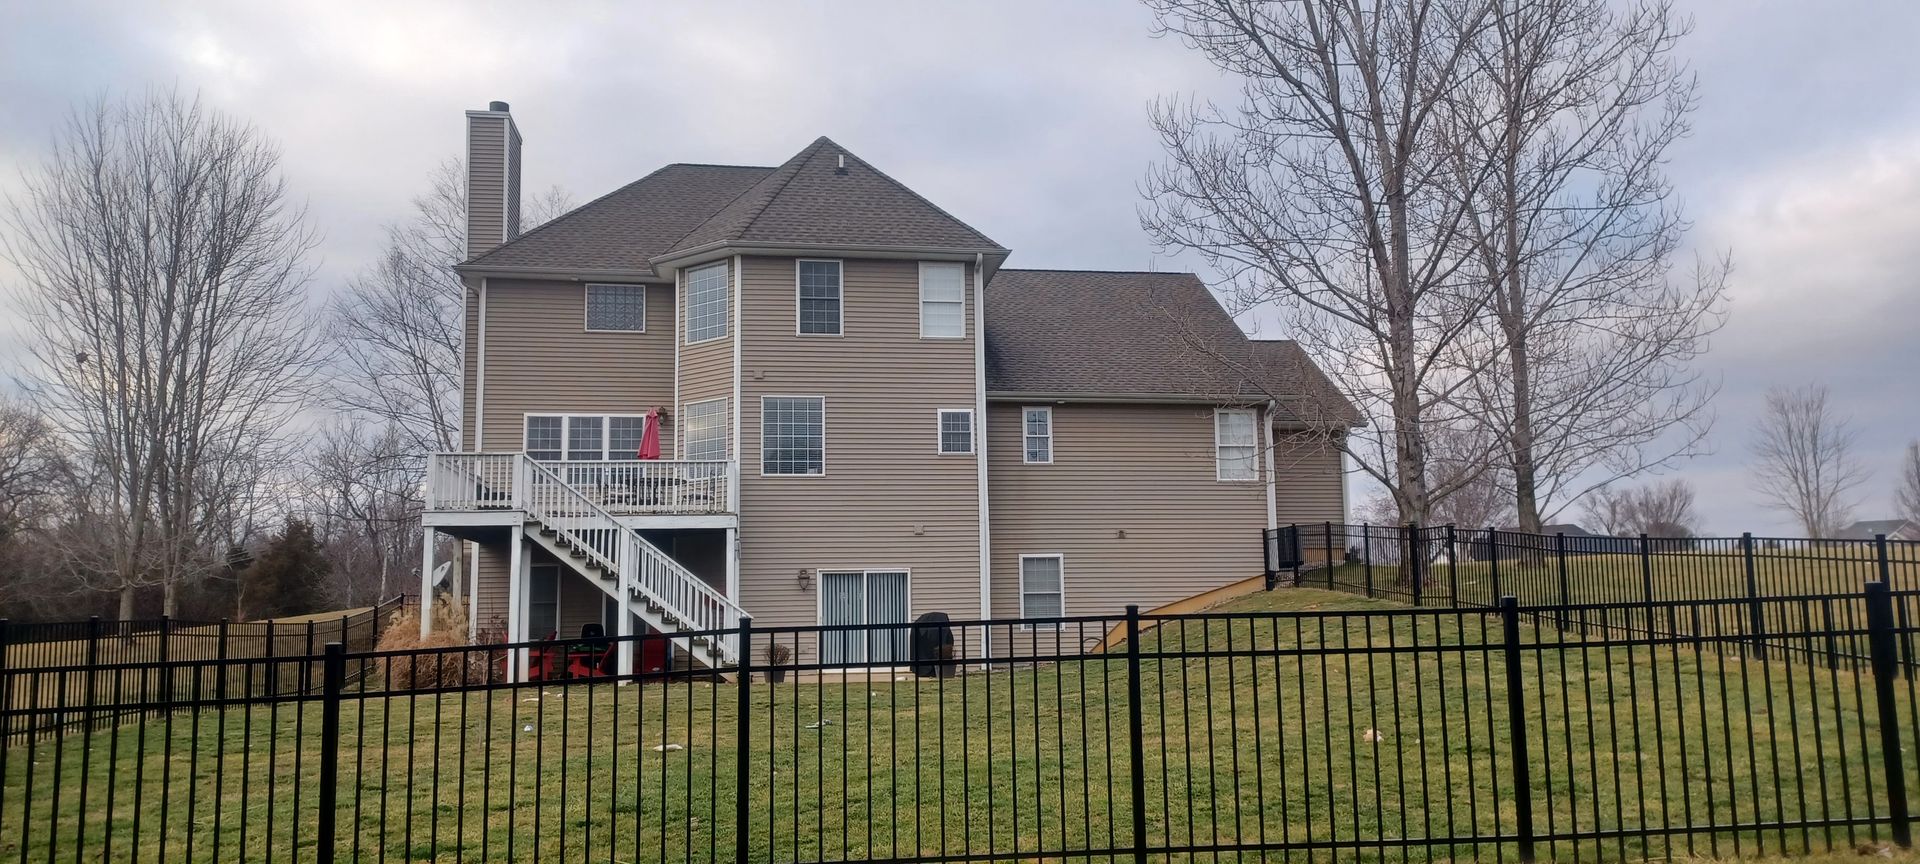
[0,596,405,741]
[7,587,1920,863]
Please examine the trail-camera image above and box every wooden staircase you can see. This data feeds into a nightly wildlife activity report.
[517,458,743,668]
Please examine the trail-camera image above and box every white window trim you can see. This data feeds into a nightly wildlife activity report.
[684,261,730,346]
[679,397,731,461]
[522,412,653,461]
[918,261,967,339]
[1215,408,1260,482]
[814,568,914,665]
[936,408,974,455]
[794,258,845,337]
[759,395,827,478]
[1022,406,1054,464]
[582,283,646,333]
[1018,554,1065,630]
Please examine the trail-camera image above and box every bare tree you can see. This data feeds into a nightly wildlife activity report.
[2,91,321,616]
[302,421,422,607]
[1897,441,1920,526]
[1142,0,1503,526]
[0,397,67,544]
[326,159,572,457]
[1582,477,1695,537]
[1750,384,1864,539]
[1443,0,1728,532]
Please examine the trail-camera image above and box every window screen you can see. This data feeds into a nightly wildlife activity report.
[761,396,824,476]
[585,284,646,331]
[920,262,965,337]
[1020,556,1064,626]
[797,260,842,335]
[685,262,730,343]
[1215,409,1258,480]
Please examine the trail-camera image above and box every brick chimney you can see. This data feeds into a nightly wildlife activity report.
[464,100,522,259]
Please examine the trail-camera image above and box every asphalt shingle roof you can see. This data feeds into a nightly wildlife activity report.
[665,136,1003,256]
[463,163,773,272]
[983,269,1357,422]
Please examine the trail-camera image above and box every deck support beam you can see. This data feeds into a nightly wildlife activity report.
[419,527,436,638]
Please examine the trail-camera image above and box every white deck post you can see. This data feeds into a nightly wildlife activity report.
[616,538,635,682]
[725,527,740,660]
[506,533,527,682]
[419,527,436,638]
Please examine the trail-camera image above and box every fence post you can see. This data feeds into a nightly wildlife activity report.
[317,642,345,864]
[1125,605,1149,864]
[1263,529,1276,591]
[1290,525,1303,587]
[1446,526,1459,603]
[218,619,230,702]
[85,617,101,729]
[1363,524,1374,598]
[158,615,172,704]
[0,619,8,740]
[1408,523,1423,607]
[305,621,318,694]
[1742,534,1766,660]
[1500,596,1537,862]
[1865,581,1913,847]
[1638,534,1657,638]
[1488,529,1502,602]
[1879,535,1910,671]
[1554,534,1570,633]
[1324,522,1335,588]
[735,616,753,864]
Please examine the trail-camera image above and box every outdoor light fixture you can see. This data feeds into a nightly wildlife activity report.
[796,568,813,590]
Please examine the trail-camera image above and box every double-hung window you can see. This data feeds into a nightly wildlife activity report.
[584,284,646,332]
[1215,408,1259,481]
[681,398,729,461]
[937,408,974,455]
[796,260,843,335]
[685,261,730,343]
[1019,555,1064,628]
[761,396,825,476]
[524,414,649,461]
[919,262,965,338]
[1022,406,1053,464]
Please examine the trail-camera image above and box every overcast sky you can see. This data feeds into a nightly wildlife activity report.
[2,1,1916,535]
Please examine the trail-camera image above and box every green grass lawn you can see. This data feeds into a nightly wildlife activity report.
[4,589,1916,863]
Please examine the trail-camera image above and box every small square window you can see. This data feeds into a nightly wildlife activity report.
[937,409,974,455]
[797,260,842,335]
[585,284,646,332]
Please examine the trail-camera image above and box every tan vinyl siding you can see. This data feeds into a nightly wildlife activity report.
[463,290,480,450]
[474,541,510,636]
[1274,431,1347,565]
[736,257,981,653]
[475,278,676,452]
[465,114,507,259]
[986,402,1270,649]
[676,264,734,457]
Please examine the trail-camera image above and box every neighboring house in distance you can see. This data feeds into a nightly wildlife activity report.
[1837,520,1919,541]
[424,101,1355,674]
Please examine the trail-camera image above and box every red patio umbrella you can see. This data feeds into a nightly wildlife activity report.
[638,408,662,460]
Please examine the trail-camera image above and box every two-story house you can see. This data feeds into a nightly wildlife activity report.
[422,101,1354,676]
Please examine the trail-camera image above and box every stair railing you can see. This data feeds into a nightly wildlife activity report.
[518,455,744,664]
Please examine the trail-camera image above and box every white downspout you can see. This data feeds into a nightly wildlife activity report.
[1263,401,1278,531]
[729,254,744,606]
[973,253,991,662]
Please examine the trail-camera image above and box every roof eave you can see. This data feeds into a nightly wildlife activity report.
[452,263,671,283]
[650,242,1009,278]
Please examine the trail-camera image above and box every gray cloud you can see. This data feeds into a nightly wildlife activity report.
[1,0,1915,534]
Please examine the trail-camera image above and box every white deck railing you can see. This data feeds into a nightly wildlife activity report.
[426,453,733,515]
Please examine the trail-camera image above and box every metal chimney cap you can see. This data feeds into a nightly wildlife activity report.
[488,100,511,113]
